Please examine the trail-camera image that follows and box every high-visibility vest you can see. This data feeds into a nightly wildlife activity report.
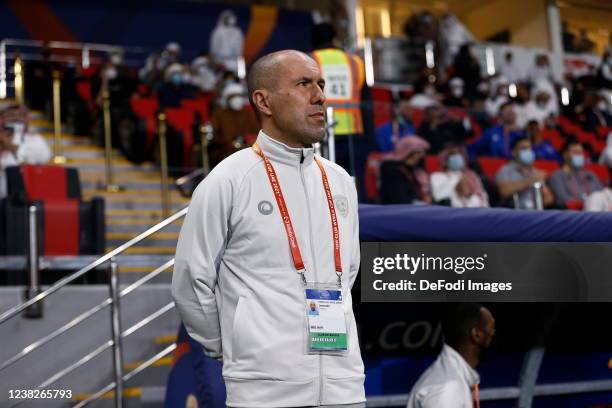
[312,48,365,135]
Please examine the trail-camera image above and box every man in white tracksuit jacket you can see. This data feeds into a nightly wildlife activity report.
[172,50,365,407]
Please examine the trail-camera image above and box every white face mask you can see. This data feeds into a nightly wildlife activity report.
[597,101,608,111]
[228,96,245,111]
[451,87,463,98]
[104,67,118,80]
[110,54,122,65]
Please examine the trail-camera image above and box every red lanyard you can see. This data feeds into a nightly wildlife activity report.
[252,143,342,285]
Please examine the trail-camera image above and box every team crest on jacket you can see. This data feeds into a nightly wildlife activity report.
[258,200,274,215]
[333,195,348,217]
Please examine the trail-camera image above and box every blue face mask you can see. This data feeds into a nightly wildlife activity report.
[170,73,183,85]
[447,153,465,171]
[398,116,411,129]
[518,148,535,166]
[570,153,584,169]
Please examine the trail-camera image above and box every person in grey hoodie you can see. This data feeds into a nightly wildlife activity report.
[172,50,365,408]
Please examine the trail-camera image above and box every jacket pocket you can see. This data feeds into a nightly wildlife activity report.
[231,295,246,363]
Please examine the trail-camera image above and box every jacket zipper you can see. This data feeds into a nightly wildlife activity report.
[298,150,323,406]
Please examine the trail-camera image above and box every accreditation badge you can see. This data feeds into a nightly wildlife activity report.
[304,285,348,353]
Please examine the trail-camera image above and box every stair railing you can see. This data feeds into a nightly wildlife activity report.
[0,206,189,408]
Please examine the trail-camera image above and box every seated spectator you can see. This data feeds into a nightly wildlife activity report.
[500,51,523,84]
[527,54,555,87]
[375,98,415,152]
[380,136,432,204]
[599,132,612,168]
[574,29,595,53]
[209,83,258,167]
[452,44,481,101]
[0,110,51,198]
[597,51,612,89]
[584,182,612,212]
[524,82,559,127]
[549,140,603,208]
[484,77,509,119]
[418,105,471,154]
[409,78,441,109]
[160,42,182,70]
[190,55,217,93]
[495,136,554,209]
[0,121,17,199]
[158,63,196,108]
[469,102,524,158]
[513,83,532,129]
[138,52,165,91]
[527,120,561,162]
[431,145,489,208]
[443,77,470,108]
[577,91,612,132]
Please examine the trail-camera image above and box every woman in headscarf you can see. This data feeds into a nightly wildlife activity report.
[430,144,489,208]
[379,136,432,204]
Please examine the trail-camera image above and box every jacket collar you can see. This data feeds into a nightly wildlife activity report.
[255,130,315,167]
[440,344,480,386]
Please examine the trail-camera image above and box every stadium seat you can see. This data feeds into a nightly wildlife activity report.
[181,96,210,123]
[477,157,507,180]
[585,163,610,185]
[365,152,385,202]
[164,107,196,170]
[533,160,560,173]
[1,165,105,256]
[565,200,584,211]
[130,97,159,148]
[425,155,441,173]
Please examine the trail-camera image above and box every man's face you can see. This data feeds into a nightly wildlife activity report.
[267,54,326,146]
[310,302,316,311]
[477,307,496,349]
[513,139,532,159]
[397,100,412,119]
[500,105,516,125]
[564,143,583,163]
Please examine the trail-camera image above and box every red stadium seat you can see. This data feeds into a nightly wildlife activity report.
[565,200,584,211]
[425,155,441,173]
[533,160,560,174]
[411,108,426,129]
[541,128,565,151]
[478,157,508,180]
[4,165,105,256]
[181,97,210,123]
[365,152,384,202]
[585,163,610,185]
[130,97,159,149]
[371,87,393,128]
[164,108,196,168]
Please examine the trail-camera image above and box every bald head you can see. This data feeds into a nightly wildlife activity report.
[247,50,316,114]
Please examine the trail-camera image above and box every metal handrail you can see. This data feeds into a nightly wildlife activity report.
[73,343,177,408]
[0,259,174,373]
[0,207,187,324]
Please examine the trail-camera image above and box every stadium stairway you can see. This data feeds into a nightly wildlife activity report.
[29,111,190,284]
[1,110,189,406]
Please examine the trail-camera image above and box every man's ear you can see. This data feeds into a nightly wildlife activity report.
[252,90,272,117]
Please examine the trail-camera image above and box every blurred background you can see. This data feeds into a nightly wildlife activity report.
[0,0,611,407]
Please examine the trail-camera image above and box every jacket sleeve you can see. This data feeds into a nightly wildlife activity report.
[172,171,232,358]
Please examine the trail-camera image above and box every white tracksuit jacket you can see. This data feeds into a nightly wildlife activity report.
[172,131,365,407]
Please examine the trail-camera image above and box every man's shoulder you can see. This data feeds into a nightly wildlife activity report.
[192,148,261,194]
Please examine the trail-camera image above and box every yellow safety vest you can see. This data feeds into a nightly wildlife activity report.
[312,48,365,135]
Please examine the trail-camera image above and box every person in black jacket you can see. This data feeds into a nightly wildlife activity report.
[380,136,432,204]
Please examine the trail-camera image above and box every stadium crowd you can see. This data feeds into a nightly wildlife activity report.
[1,9,612,212]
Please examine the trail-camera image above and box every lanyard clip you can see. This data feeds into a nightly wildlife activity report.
[336,272,342,288]
[298,270,307,286]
